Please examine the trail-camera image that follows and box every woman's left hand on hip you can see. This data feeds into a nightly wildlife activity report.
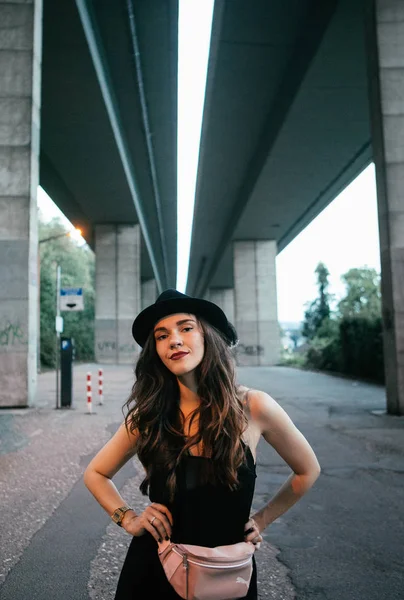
[244,517,263,549]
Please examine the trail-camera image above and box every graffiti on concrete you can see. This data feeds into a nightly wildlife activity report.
[0,320,27,347]
[97,341,137,354]
[235,344,264,357]
[97,341,116,352]
[118,343,137,353]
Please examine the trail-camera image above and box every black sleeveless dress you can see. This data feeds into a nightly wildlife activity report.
[115,445,257,599]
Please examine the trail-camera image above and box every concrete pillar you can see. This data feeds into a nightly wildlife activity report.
[366,0,404,414]
[0,1,43,406]
[95,224,141,364]
[141,278,157,310]
[233,240,280,366]
[209,288,235,325]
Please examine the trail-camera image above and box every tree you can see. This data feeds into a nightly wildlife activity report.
[337,267,381,318]
[302,262,333,340]
[39,215,95,367]
[289,329,301,350]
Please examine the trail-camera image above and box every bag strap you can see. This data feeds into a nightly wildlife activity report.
[157,538,172,554]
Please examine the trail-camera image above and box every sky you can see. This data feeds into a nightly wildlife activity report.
[176,0,215,293]
[37,0,381,325]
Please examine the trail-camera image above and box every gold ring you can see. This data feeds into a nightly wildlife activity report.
[150,516,156,525]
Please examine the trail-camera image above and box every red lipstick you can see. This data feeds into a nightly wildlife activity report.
[170,352,189,360]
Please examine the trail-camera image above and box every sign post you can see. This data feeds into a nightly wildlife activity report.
[56,286,84,410]
[55,265,61,409]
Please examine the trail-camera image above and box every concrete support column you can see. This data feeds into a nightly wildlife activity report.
[0,1,43,406]
[95,224,141,364]
[233,240,280,366]
[366,0,404,414]
[141,278,157,310]
[209,288,235,325]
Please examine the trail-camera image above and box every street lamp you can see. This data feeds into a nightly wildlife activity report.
[39,228,82,244]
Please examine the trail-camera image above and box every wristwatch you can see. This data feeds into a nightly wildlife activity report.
[111,504,132,527]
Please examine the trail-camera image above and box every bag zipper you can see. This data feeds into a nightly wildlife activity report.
[183,554,189,599]
[173,547,252,569]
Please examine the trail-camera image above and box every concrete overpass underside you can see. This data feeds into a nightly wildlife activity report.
[0,0,178,405]
[187,0,371,296]
[1,0,403,414]
[187,0,404,415]
[39,0,179,366]
[40,0,178,289]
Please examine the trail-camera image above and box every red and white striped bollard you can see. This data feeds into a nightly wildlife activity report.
[86,371,92,414]
[98,368,104,405]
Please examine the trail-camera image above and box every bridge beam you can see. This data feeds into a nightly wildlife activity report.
[0,0,43,406]
[75,0,165,291]
[95,224,140,364]
[367,0,404,415]
[233,240,280,367]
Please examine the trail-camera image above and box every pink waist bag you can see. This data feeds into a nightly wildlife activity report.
[158,539,255,600]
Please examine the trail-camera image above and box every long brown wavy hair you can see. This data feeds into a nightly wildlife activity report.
[123,317,248,501]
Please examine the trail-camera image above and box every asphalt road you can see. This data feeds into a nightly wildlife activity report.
[247,367,404,600]
[0,431,132,600]
[0,364,403,600]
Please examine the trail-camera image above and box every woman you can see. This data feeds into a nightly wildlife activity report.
[84,289,321,599]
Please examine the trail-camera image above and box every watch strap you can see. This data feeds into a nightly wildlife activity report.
[111,504,132,526]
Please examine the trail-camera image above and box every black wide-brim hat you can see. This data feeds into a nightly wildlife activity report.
[132,289,238,348]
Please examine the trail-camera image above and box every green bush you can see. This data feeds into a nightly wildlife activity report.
[339,316,384,382]
[304,316,384,383]
[279,351,307,368]
[305,335,343,373]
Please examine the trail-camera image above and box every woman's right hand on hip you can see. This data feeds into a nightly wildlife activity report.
[122,503,173,542]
